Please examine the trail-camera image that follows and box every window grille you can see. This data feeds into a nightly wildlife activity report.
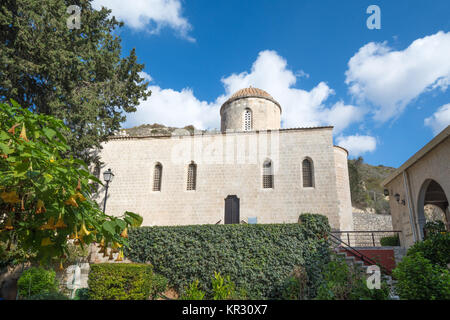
[263,160,273,189]
[302,158,313,187]
[153,163,162,191]
[244,109,252,131]
[187,162,197,190]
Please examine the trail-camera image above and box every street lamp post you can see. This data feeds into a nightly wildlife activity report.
[102,168,114,213]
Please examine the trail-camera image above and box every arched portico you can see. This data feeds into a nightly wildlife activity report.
[417,179,449,239]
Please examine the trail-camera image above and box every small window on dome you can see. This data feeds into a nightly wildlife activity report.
[243,108,252,131]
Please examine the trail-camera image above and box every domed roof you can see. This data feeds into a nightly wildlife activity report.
[230,87,274,100]
[222,87,281,110]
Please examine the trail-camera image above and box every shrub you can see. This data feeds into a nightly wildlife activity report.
[126,214,331,299]
[392,252,450,300]
[26,291,69,300]
[73,288,90,300]
[281,265,309,300]
[17,267,58,299]
[423,221,446,239]
[180,280,205,300]
[88,263,153,300]
[211,272,236,300]
[406,232,450,268]
[150,273,169,300]
[315,254,390,300]
[380,235,400,246]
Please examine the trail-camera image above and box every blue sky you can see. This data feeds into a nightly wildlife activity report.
[92,0,450,168]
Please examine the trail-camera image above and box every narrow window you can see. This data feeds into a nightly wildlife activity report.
[302,158,314,187]
[262,160,273,189]
[187,162,197,191]
[243,108,252,131]
[153,163,162,191]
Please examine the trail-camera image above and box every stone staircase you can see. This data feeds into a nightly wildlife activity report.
[334,249,399,300]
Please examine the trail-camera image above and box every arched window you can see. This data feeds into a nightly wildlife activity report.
[302,158,314,187]
[262,160,273,189]
[243,108,252,131]
[153,163,162,191]
[187,162,197,191]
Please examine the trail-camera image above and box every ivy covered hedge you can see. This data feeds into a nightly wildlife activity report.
[125,214,331,299]
[88,264,154,300]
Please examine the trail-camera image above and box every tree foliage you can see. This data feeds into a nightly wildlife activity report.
[348,157,367,208]
[0,0,151,164]
[0,100,142,264]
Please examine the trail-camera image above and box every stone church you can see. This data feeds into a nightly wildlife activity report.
[96,87,353,231]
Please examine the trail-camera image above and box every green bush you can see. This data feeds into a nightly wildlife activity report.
[315,254,390,300]
[423,221,446,239]
[406,232,450,268]
[73,288,90,300]
[392,252,450,300]
[26,291,69,300]
[281,265,309,300]
[211,272,236,300]
[380,235,400,246]
[125,214,331,299]
[180,280,205,300]
[88,263,153,300]
[17,267,58,299]
[150,273,169,299]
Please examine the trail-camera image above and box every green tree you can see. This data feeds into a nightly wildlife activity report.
[348,156,366,208]
[393,252,450,300]
[0,0,151,165]
[0,101,143,264]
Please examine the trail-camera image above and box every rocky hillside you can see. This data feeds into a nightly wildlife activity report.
[348,157,396,214]
[116,123,199,136]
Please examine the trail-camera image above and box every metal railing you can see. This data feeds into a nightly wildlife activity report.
[327,232,392,276]
[330,230,401,247]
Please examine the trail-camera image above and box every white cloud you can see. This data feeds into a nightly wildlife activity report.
[92,0,193,41]
[336,135,377,157]
[345,31,450,122]
[125,50,363,133]
[424,103,450,135]
[125,86,220,129]
[219,50,363,131]
[138,71,153,83]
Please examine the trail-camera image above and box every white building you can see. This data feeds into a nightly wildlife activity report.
[96,87,353,231]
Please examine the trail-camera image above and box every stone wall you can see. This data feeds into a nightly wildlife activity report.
[221,97,281,132]
[353,211,393,231]
[96,127,352,231]
[385,135,450,248]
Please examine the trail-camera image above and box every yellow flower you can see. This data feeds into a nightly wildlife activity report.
[19,123,29,142]
[1,191,21,204]
[41,237,53,246]
[54,214,67,229]
[120,228,128,239]
[79,222,91,237]
[7,123,20,135]
[75,192,86,202]
[36,200,46,214]
[49,157,55,163]
[39,217,56,230]
[64,196,78,207]
[115,249,124,262]
[4,218,14,230]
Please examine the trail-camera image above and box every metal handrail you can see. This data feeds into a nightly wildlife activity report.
[328,232,392,276]
[331,230,401,247]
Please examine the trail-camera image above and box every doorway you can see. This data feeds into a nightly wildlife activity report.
[224,195,240,224]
